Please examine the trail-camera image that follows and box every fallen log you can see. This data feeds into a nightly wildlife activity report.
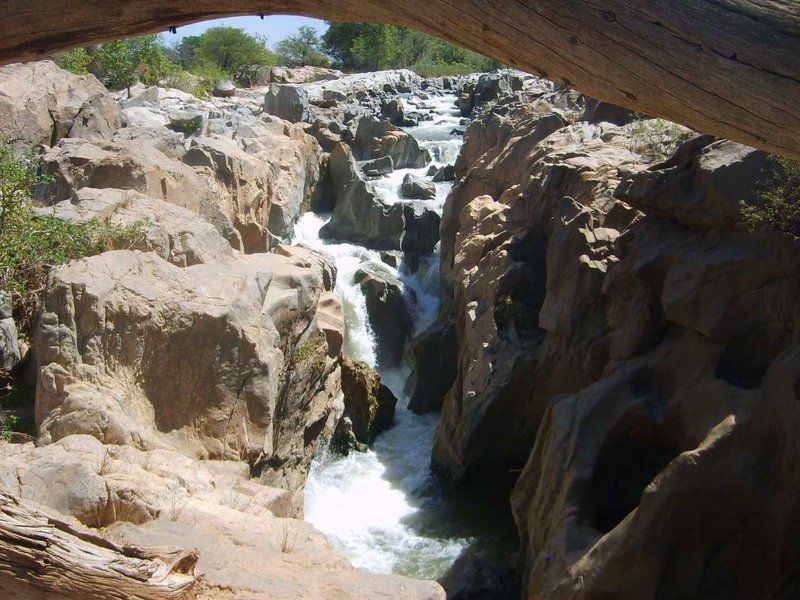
[0,492,198,599]
[0,1,798,158]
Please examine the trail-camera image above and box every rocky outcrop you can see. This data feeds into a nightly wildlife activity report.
[332,357,397,452]
[259,65,344,85]
[0,434,445,599]
[320,143,440,253]
[42,187,234,267]
[432,78,800,598]
[37,105,323,250]
[354,262,416,368]
[433,96,642,480]
[0,60,119,148]
[34,243,343,511]
[407,320,457,414]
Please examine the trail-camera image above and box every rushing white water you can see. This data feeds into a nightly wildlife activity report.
[298,91,472,579]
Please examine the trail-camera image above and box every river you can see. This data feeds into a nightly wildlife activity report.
[295,91,512,580]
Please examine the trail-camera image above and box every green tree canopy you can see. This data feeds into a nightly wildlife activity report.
[92,35,173,92]
[192,27,276,85]
[275,26,331,67]
[322,23,501,75]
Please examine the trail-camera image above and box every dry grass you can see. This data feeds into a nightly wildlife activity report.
[168,491,188,522]
[279,521,298,554]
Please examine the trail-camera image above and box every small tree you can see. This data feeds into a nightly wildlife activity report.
[742,157,800,237]
[276,26,331,67]
[196,27,276,86]
[92,35,173,94]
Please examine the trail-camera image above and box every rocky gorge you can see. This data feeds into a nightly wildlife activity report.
[0,56,798,600]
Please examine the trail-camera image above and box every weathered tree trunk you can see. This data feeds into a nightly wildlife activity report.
[0,492,198,599]
[0,1,798,158]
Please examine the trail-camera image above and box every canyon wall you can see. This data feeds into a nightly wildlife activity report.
[425,74,800,597]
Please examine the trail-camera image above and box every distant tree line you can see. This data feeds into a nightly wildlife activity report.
[56,22,501,96]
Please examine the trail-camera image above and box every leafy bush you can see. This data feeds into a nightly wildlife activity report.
[0,143,148,332]
[57,47,91,75]
[91,35,176,92]
[628,117,692,162]
[185,27,276,86]
[741,157,800,237]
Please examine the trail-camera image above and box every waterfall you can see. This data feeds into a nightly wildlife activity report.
[296,92,472,579]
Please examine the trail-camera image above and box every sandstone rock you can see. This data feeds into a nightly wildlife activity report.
[259,65,344,85]
[41,187,234,267]
[401,173,436,199]
[0,60,119,148]
[434,98,641,480]
[332,357,397,451]
[34,246,342,510]
[615,136,772,231]
[354,262,416,367]
[353,116,431,169]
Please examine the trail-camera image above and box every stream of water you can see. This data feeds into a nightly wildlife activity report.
[297,93,512,580]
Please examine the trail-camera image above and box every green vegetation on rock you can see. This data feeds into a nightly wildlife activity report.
[0,143,148,332]
[742,156,800,237]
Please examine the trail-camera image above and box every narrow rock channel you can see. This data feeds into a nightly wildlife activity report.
[297,92,473,578]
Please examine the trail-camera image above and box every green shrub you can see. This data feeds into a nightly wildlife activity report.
[628,117,691,162]
[57,48,91,75]
[0,143,148,332]
[741,156,800,237]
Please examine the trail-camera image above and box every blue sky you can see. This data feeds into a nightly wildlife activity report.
[168,16,327,47]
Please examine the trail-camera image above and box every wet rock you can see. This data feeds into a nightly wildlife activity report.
[401,173,436,199]
[381,98,405,126]
[432,164,456,182]
[335,357,397,448]
[439,548,518,600]
[408,320,457,414]
[361,155,394,177]
[354,262,416,367]
[212,80,236,98]
[321,143,440,253]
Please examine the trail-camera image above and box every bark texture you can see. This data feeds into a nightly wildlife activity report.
[0,1,799,157]
[0,492,198,599]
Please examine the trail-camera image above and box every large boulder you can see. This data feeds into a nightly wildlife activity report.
[332,357,397,452]
[354,262,416,368]
[401,173,437,200]
[320,143,440,253]
[33,245,343,510]
[0,60,119,148]
[263,84,311,123]
[353,116,431,169]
